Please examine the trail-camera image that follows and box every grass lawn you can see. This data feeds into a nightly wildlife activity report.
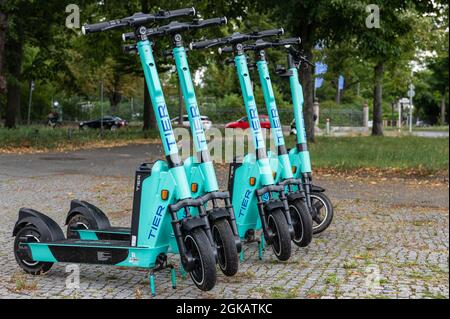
[297,136,449,173]
[0,126,158,152]
[1,126,448,174]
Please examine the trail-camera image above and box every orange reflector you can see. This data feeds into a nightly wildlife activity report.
[191,183,198,193]
[161,189,169,200]
[249,177,256,186]
[292,166,297,174]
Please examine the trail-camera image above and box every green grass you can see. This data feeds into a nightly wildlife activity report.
[0,126,158,151]
[2,127,448,174]
[291,136,449,173]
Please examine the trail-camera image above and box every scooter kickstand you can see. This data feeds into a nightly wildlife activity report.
[170,266,177,289]
[149,271,156,297]
[258,239,263,260]
[179,265,187,279]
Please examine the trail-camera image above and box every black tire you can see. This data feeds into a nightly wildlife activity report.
[289,199,313,247]
[310,192,334,234]
[267,209,292,261]
[14,225,53,275]
[66,214,93,239]
[212,219,238,277]
[184,228,216,291]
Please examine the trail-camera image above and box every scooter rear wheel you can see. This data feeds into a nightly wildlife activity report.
[267,209,292,261]
[184,228,217,291]
[311,192,334,234]
[66,214,93,239]
[289,199,313,247]
[212,219,239,277]
[14,225,53,275]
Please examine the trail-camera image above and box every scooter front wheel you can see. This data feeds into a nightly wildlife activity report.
[212,219,239,277]
[267,209,292,261]
[14,225,53,275]
[289,199,313,247]
[184,228,217,291]
[311,192,334,234]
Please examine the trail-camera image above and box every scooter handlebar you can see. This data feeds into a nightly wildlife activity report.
[190,28,284,51]
[218,37,300,54]
[122,16,227,41]
[252,28,284,38]
[82,7,196,35]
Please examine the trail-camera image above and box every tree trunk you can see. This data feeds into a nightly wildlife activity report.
[5,30,23,128]
[371,61,384,136]
[440,90,447,125]
[299,47,315,142]
[109,91,122,115]
[0,5,7,93]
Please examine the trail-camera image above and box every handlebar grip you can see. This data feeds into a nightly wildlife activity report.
[190,38,222,50]
[122,32,135,41]
[218,46,233,54]
[82,20,122,34]
[253,28,284,38]
[165,7,196,18]
[278,37,301,46]
[197,17,227,28]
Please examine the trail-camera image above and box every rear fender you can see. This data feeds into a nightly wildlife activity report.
[65,200,111,230]
[13,208,64,242]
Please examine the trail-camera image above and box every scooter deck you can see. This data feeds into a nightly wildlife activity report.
[49,239,131,247]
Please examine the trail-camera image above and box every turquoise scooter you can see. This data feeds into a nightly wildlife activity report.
[220,38,314,247]
[191,30,299,262]
[121,17,241,276]
[12,8,219,295]
[276,45,334,234]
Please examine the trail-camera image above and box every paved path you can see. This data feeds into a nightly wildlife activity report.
[0,145,448,299]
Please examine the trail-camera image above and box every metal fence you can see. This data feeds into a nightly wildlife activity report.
[320,109,364,127]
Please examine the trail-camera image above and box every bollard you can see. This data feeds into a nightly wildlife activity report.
[326,118,330,135]
[363,102,369,129]
[313,99,320,129]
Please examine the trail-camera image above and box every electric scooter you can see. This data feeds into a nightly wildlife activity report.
[122,17,241,276]
[12,8,219,295]
[219,38,314,247]
[67,18,242,278]
[275,45,334,234]
[190,30,297,262]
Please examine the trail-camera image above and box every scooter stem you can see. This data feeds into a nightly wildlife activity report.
[234,49,274,186]
[172,38,219,192]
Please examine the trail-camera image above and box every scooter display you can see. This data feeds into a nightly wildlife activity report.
[275,45,334,234]
[190,30,298,262]
[12,8,219,295]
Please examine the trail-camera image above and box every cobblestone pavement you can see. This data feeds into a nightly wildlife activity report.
[0,147,448,299]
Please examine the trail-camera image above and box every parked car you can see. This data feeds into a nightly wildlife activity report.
[171,115,213,130]
[79,116,127,130]
[225,115,271,129]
